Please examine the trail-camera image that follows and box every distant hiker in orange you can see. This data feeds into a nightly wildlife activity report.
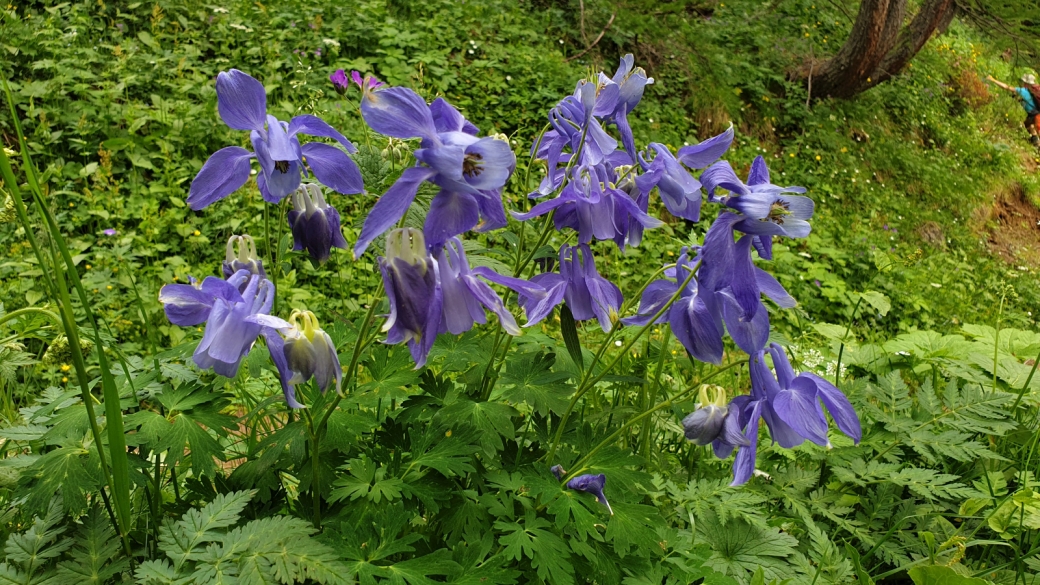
[988,72,1040,147]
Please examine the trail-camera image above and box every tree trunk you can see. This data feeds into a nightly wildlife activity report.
[803,0,956,99]
[808,0,902,99]
[873,0,957,84]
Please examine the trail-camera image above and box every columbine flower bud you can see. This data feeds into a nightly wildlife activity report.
[247,309,342,397]
[288,184,348,264]
[379,228,442,367]
[566,473,613,515]
[223,234,266,281]
[682,385,729,446]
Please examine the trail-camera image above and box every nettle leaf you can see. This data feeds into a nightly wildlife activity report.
[697,509,799,584]
[495,352,573,417]
[495,513,573,585]
[330,456,405,504]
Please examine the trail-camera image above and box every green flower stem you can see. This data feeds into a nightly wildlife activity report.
[315,296,382,435]
[834,294,863,388]
[546,263,699,463]
[562,359,744,481]
[639,328,673,458]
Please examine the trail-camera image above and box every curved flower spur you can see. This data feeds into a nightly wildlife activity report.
[187,69,364,209]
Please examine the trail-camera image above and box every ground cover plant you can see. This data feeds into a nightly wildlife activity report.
[3,1,1040,584]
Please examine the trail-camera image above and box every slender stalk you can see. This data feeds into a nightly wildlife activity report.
[315,297,381,434]
[834,294,863,387]
[639,329,672,458]
[564,360,744,477]
[546,264,699,462]
[302,404,322,529]
[993,292,1006,394]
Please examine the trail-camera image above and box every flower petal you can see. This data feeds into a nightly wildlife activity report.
[216,69,267,131]
[354,166,436,258]
[756,268,796,309]
[747,155,770,186]
[289,114,357,153]
[677,126,734,170]
[429,97,478,135]
[804,373,862,443]
[361,86,437,140]
[187,146,253,210]
[721,292,769,355]
[424,189,480,248]
[773,377,829,446]
[464,137,516,191]
[301,142,364,195]
[263,328,305,408]
[730,400,762,486]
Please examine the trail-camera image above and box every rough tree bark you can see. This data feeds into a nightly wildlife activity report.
[804,0,957,99]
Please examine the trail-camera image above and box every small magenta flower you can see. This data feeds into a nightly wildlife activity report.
[248,310,342,407]
[222,234,266,281]
[329,69,350,94]
[102,228,118,236]
[566,474,613,515]
[519,244,622,333]
[159,269,274,378]
[379,228,443,367]
[287,184,348,264]
[188,69,363,209]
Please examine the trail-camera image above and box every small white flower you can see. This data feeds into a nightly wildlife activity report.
[322,38,340,48]
[648,118,654,123]
[559,39,564,44]
[468,49,474,55]
[614,340,623,347]
[506,75,512,81]
[213,6,229,13]
[930,283,942,288]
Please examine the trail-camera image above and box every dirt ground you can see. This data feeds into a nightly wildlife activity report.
[977,180,1040,268]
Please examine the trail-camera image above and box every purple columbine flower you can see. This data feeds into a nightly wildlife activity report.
[436,237,544,336]
[248,310,342,407]
[222,234,266,281]
[700,156,813,260]
[187,69,363,209]
[102,228,119,236]
[353,80,515,257]
[766,344,861,448]
[519,244,622,333]
[378,228,443,367]
[591,54,654,160]
[682,385,749,449]
[634,127,733,223]
[566,473,613,515]
[329,69,350,94]
[287,184,348,264]
[514,162,662,250]
[720,348,860,486]
[622,247,725,363]
[159,269,274,378]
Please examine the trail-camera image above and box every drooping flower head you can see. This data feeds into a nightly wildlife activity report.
[378,228,443,367]
[248,310,342,407]
[159,269,274,378]
[353,82,515,257]
[287,183,349,264]
[719,348,860,486]
[519,244,622,333]
[223,234,266,281]
[436,237,544,336]
[188,69,364,209]
[566,473,613,515]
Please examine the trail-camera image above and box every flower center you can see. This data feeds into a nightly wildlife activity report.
[768,200,790,225]
[274,160,290,173]
[462,153,483,178]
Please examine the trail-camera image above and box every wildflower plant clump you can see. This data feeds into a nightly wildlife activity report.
[13,46,956,585]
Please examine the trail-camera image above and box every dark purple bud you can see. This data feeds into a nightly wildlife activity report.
[329,69,349,95]
[682,386,730,446]
[550,465,566,481]
[566,473,613,515]
[287,184,348,264]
